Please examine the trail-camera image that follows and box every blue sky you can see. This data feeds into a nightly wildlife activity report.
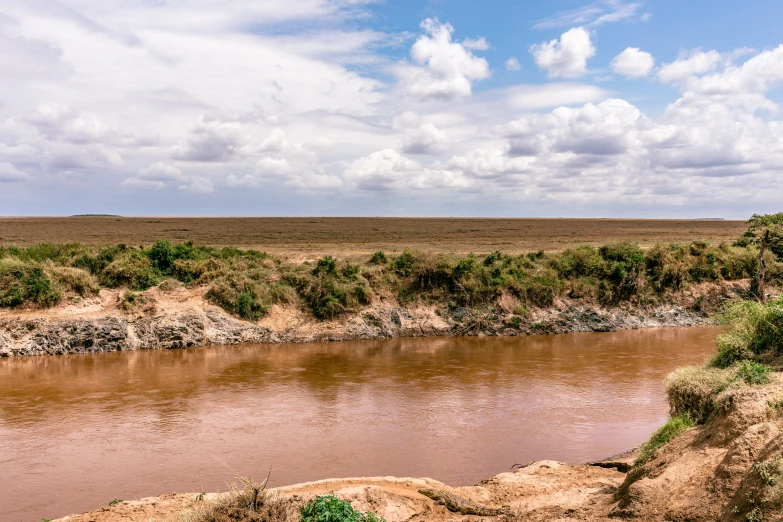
[1,0,782,217]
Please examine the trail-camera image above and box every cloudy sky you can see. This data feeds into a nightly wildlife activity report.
[1,0,783,217]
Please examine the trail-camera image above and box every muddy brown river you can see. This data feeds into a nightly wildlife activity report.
[0,326,720,521]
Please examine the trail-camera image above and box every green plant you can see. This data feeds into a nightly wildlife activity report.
[736,361,772,385]
[368,251,387,265]
[147,240,175,274]
[108,499,123,506]
[300,495,385,522]
[635,414,694,466]
[712,297,783,367]
[0,264,62,308]
[666,366,736,423]
[119,291,145,311]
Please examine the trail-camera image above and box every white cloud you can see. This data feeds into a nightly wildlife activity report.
[0,162,28,182]
[505,57,521,71]
[533,1,643,29]
[462,37,490,51]
[344,149,421,190]
[259,128,289,153]
[1,1,783,216]
[172,119,246,162]
[611,47,655,78]
[397,18,491,99]
[137,162,185,182]
[255,157,293,177]
[399,122,451,155]
[658,50,722,85]
[530,27,596,78]
[180,176,215,193]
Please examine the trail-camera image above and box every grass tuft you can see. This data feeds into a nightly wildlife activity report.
[635,414,695,466]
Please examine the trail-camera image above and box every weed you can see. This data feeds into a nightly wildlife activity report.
[635,414,694,466]
[300,494,385,522]
[108,499,123,506]
[736,361,772,385]
[182,475,297,522]
[119,291,145,311]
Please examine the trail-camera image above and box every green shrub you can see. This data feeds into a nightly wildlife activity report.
[314,256,338,275]
[300,495,385,522]
[147,240,175,274]
[736,361,772,385]
[205,274,294,321]
[712,297,783,367]
[0,263,61,307]
[635,414,694,466]
[369,251,387,264]
[392,250,417,276]
[100,254,159,290]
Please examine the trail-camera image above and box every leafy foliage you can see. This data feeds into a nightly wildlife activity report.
[300,495,385,522]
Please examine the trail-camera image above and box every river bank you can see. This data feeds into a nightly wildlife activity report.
[52,372,783,521]
[0,280,747,357]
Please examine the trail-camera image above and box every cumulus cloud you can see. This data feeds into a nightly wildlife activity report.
[392,113,451,155]
[397,18,491,99]
[0,162,28,182]
[172,119,247,162]
[180,176,215,193]
[611,47,655,78]
[505,57,521,71]
[530,27,596,78]
[2,0,783,216]
[658,50,722,85]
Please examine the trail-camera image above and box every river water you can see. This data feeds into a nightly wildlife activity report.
[0,326,720,521]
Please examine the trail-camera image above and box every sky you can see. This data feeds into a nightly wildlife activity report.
[1,0,783,218]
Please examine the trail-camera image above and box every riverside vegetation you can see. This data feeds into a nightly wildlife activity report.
[0,237,780,324]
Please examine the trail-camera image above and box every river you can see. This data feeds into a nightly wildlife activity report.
[0,326,720,521]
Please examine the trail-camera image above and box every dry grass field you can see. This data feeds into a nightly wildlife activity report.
[0,217,746,258]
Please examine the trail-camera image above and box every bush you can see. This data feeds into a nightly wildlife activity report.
[736,360,772,385]
[147,240,175,274]
[712,297,783,367]
[206,275,294,321]
[666,366,736,423]
[368,251,387,265]
[300,495,385,522]
[183,477,297,522]
[46,265,99,297]
[100,255,159,290]
[635,414,694,466]
[0,263,62,308]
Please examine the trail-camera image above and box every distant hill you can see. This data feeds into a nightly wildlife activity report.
[69,214,121,217]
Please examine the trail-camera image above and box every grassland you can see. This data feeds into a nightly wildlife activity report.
[0,217,747,257]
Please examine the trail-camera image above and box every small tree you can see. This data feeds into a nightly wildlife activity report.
[746,213,783,302]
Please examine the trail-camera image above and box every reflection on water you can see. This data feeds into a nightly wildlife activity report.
[0,327,719,521]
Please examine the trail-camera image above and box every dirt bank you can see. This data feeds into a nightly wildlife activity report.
[0,280,747,357]
[53,374,783,521]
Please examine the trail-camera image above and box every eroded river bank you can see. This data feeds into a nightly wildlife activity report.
[0,327,720,521]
